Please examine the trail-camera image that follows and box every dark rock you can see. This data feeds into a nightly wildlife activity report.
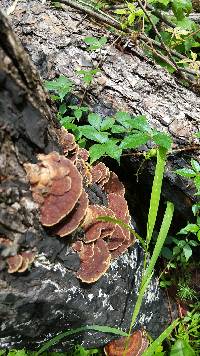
[0,242,175,351]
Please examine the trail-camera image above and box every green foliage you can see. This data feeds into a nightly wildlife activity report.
[170,339,195,356]
[77,69,100,85]
[83,36,107,51]
[177,280,198,301]
[44,76,74,102]
[176,158,200,194]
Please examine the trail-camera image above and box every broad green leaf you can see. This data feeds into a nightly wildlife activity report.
[197,230,200,241]
[8,351,27,356]
[89,144,106,164]
[175,17,195,31]
[111,125,127,134]
[104,141,122,163]
[170,339,195,356]
[88,113,102,130]
[191,159,200,173]
[128,115,150,132]
[99,36,107,46]
[153,132,172,150]
[178,223,199,234]
[84,37,99,45]
[80,125,109,143]
[59,103,67,115]
[172,0,192,21]
[161,246,173,259]
[100,117,115,131]
[194,175,200,191]
[120,133,149,149]
[175,168,196,178]
[73,108,83,121]
[115,111,132,128]
[44,76,74,101]
[128,12,135,26]
[195,132,200,138]
[183,244,192,261]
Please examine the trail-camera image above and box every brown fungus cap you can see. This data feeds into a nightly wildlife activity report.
[25,152,83,226]
[103,171,125,197]
[76,238,111,283]
[61,129,76,151]
[83,205,115,243]
[18,256,30,273]
[91,163,108,184]
[78,148,89,162]
[108,193,129,221]
[7,255,23,273]
[106,225,126,251]
[73,241,95,260]
[53,190,89,237]
[104,330,149,356]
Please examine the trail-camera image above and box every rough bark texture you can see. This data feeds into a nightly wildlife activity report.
[0,8,175,352]
[2,0,200,230]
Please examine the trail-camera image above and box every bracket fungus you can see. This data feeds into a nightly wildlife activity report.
[24,145,134,283]
[7,251,35,273]
[25,152,83,226]
[75,239,111,283]
[104,330,149,356]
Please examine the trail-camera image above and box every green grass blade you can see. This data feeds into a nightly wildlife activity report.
[143,319,179,356]
[36,325,128,355]
[146,147,167,247]
[97,216,146,250]
[128,201,174,334]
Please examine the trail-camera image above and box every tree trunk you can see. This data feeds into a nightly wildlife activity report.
[0,10,174,351]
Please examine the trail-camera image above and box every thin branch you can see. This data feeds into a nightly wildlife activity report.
[58,0,200,80]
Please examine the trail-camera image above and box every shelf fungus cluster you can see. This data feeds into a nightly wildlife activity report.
[104,330,149,356]
[24,130,134,283]
[0,237,36,274]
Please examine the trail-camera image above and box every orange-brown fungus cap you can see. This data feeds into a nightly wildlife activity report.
[53,190,89,237]
[21,251,36,264]
[78,148,89,162]
[83,205,115,243]
[58,128,76,152]
[76,239,111,283]
[103,171,125,196]
[7,255,23,273]
[104,330,149,356]
[73,241,95,260]
[25,152,83,226]
[91,163,108,184]
[18,256,30,273]
[108,193,129,220]
[107,225,126,251]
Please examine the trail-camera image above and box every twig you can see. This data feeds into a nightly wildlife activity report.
[58,0,200,80]
[137,0,181,74]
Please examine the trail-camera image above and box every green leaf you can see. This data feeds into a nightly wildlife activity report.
[153,132,172,150]
[170,339,195,356]
[172,0,192,21]
[59,103,67,115]
[177,223,199,234]
[143,319,179,356]
[100,117,115,131]
[197,230,200,241]
[120,133,149,149]
[80,125,109,143]
[161,246,173,259]
[73,108,83,121]
[104,141,122,163]
[194,175,200,191]
[89,144,106,164]
[175,168,196,178]
[183,244,192,261]
[37,325,128,355]
[44,76,74,101]
[128,115,150,132]
[111,125,127,134]
[8,351,27,356]
[115,111,132,128]
[191,159,200,173]
[88,113,102,130]
[84,37,99,45]
[195,132,200,138]
[114,9,128,15]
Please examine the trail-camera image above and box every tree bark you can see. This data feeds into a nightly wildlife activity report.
[0,10,174,351]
